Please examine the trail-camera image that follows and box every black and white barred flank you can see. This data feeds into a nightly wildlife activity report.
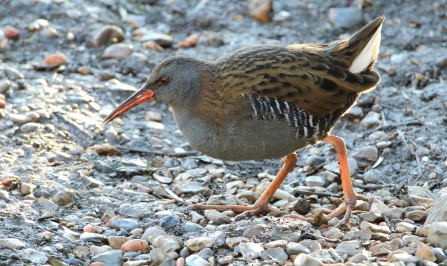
[243,93,350,140]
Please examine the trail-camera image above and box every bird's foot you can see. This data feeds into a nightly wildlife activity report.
[313,193,366,228]
[188,195,280,220]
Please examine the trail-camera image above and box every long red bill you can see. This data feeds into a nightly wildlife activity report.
[103,85,155,124]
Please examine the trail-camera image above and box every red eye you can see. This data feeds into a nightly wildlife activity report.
[159,77,168,84]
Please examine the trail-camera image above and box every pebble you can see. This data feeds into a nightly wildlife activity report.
[293,253,323,266]
[52,190,74,206]
[239,242,264,260]
[305,175,327,187]
[432,248,447,263]
[360,220,391,234]
[382,207,405,220]
[415,241,436,261]
[362,169,382,183]
[324,157,358,176]
[309,249,334,263]
[358,209,383,223]
[335,240,362,257]
[45,52,67,65]
[360,111,381,128]
[153,235,182,253]
[406,210,428,222]
[20,248,47,264]
[247,0,272,23]
[425,187,447,224]
[102,43,133,59]
[0,238,26,250]
[92,249,123,266]
[345,106,364,118]
[93,25,125,47]
[9,112,40,125]
[328,7,363,29]
[110,218,140,231]
[226,237,249,249]
[427,222,447,248]
[323,227,344,240]
[4,26,20,40]
[94,143,121,156]
[0,79,11,93]
[185,254,212,266]
[121,239,149,253]
[80,232,108,243]
[261,247,288,261]
[159,215,180,228]
[185,237,214,252]
[343,229,372,241]
[263,240,288,249]
[136,29,173,46]
[204,209,231,225]
[353,146,378,164]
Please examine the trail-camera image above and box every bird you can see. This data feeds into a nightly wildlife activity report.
[104,16,384,228]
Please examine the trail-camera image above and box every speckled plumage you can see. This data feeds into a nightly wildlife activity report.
[104,16,385,227]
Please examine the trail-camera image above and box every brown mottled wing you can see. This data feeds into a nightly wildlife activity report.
[216,44,380,118]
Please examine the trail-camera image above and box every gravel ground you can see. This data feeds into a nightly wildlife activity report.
[1,0,447,265]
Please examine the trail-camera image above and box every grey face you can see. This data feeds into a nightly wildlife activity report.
[145,56,201,108]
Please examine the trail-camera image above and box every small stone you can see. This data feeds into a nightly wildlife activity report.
[348,253,368,263]
[185,254,212,266]
[92,250,123,266]
[362,169,382,183]
[345,106,364,118]
[335,240,362,257]
[185,237,214,252]
[390,253,421,264]
[247,0,272,23]
[432,248,447,263]
[108,236,128,249]
[4,26,20,40]
[121,239,149,253]
[328,7,363,29]
[286,242,311,255]
[0,238,26,250]
[80,232,108,243]
[145,121,165,131]
[110,219,140,231]
[226,237,249,249]
[136,29,173,46]
[353,146,378,163]
[293,253,323,266]
[149,248,169,265]
[406,210,428,222]
[415,241,436,261]
[425,187,447,224]
[0,79,11,94]
[44,52,67,65]
[358,209,383,223]
[309,249,334,264]
[21,182,36,195]
[93,25,125,47]
[263,240,288,249]
[52,190,74,206]
[305,176,327,187]
[204,209,231,225]
[343,229,372,241]
[239,242,264,260]
[323,227,344,240]
[94,143,120,156]
[382,207,405,220]
[360,220,390,234]
[427,222,447,249]
[20,248,47,264]
[261,247,288,261]
[360,111,381,128]
[102,43,133,59]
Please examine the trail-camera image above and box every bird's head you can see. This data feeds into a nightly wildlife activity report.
[104,56,209,124]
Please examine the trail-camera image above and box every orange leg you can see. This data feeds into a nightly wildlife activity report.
[189,153,299,219]
[322,135,357,228]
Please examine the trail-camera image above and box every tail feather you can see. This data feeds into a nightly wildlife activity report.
[327,16,384,74]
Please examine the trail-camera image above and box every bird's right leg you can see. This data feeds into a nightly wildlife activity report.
[188,153,301,220]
